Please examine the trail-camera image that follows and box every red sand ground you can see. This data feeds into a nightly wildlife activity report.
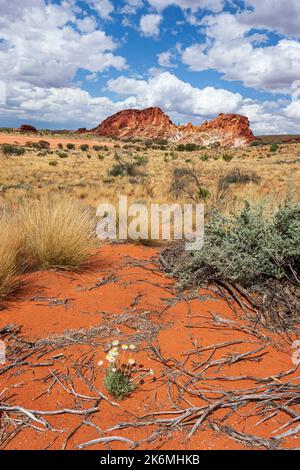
[0,133,117,149]
[0,244,299,450]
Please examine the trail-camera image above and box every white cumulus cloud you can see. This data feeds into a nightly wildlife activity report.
[147,0,223,13]
[0,0,126,89]
[182,13,300,94]
[140,14,163,37]
[107,71,243,119]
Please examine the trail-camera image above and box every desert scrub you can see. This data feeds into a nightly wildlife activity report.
[18,197,98,271]
[66,143,75,150]
[177,199,300,288]
[99,341,154,400]
[1,144,26,156]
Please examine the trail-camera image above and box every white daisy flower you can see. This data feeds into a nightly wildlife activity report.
[122,344,129,350]
[110,348,119,356]
[129,344,136,351]
[112,340,119,346]
[106,354,115,363]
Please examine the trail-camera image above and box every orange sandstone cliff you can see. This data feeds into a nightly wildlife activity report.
[92,107,176,140]
[91,107,255,147]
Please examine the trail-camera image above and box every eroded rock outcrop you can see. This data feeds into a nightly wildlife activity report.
[175,113,255,147]
[92,108,255,147]
[92,107,176,140]
[20,124,37,133]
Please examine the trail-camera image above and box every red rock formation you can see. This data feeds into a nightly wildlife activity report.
[20,124,37,133]
[91,108,255,147]
[176,113,255,147]
[92,107,176,139]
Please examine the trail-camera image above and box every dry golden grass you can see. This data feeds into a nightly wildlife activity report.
[0,133,300,214]
[0,216,24,302]
[18,197,98,271]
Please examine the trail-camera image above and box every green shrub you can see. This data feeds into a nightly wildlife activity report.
[93,145,103,151]
[57,151,68,158]
[222,154,233,162]
[179,200,300,288]
[1,144,26,156]
[80,144,89,151]
[270,143,279,153]
[108,162,136,177]
[37,140,50,149]
[66,143,75,150]
[250,140,264,147]
[177,143,199,152]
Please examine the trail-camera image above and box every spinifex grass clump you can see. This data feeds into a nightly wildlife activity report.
[18,197,98,271]
[99,341,154,400]
[0,216,24,303]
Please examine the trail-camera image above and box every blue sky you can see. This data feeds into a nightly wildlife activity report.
[0,0,300,134]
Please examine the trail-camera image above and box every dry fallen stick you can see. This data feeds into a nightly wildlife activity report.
[76,436,137,449]
[0,405,99,430]
[210,421,280,450]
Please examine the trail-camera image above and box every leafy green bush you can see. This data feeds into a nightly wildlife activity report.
[57,151,68,158]
[1,144,26,156]
[180,200,300,287]
[222,154,233,162]
[36,140,50,149]
[270,143,279,153]
[80,144,89,151]
[108,162,135,177]
[66,143,75,150]
[108,150,147,177]
[177,143,199,152]
[93,145,103,151]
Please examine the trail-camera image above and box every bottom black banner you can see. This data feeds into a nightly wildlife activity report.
[0,450,299,466]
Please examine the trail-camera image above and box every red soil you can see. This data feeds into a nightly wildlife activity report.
[0,134,116,149]
[0,244,299,450]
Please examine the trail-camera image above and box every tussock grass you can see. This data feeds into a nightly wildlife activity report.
[0,216,24,302]
[18,197,98,271]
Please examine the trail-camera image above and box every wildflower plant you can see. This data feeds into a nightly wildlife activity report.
[99,340,154,400]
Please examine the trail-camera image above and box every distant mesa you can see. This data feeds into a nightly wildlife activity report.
[20,124,37,133]
[91,107,255,147]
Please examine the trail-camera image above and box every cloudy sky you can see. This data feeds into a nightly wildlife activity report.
[1,0,300,134]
